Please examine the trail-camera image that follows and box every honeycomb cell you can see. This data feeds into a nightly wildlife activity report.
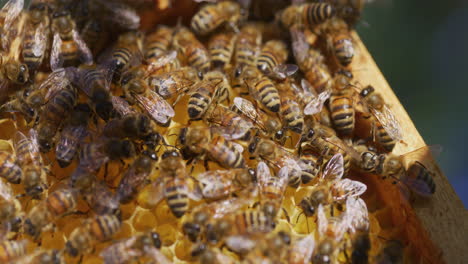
[120,201,137,221]
[174,238,193,261]
[154,203,178,225]
[41,230,65,250]
[114,221,133,240]
[157,223,178,247]
[133,209,158,232]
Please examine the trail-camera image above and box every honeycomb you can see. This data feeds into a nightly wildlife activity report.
[0,0,442,263]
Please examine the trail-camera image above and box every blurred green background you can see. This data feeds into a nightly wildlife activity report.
[357,0,468,206]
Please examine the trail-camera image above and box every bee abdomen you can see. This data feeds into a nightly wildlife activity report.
[112,47,132,71]
[0,240,26,262]
[188,92,212,119]
[376,122,396,152]
[281,99,304,133]
[89,215,121,241]
[257,51,279,72]
[187,48,211,73]
[333,35,354,66]
[45,189,76,217]
[305,3,335,25]
[256,79,280,113]
[210,136,245,169]
[191,7,223,35]
[330,96,354,136]
[0,153,22,184]
[165,184,188,218]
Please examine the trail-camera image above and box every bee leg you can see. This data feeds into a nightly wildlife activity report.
[203,159,210,171]
[281,207,290,223]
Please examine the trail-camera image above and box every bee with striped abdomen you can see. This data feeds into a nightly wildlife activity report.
[144,26,173,61]
[318,17,355,67]
[0,239,27,263]
[198,167,256,200]
[234,24,262,72]
[172,26,211,73]
[103,113,151,140]
[81,19,109,57]
[208,32,236,70]
[50,10,93,70]
[256,161,290,220]
[0,179,23,234]
[65,214,122,257]
[13,249,63,264]
[149,67,200,101]
[257,40,288,75]
[0,147,22,184]
[243,67,281,113]
[107,31,143,83]
[329,71,356,137]
[100,231,161,264]
[204,103,253,140]
[276,80,305,134]
[191,1,243,36]
[279,2,335,30]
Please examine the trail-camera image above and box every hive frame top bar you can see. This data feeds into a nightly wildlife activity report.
[350,31,468,264]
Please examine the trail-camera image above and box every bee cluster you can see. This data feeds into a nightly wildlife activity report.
[0,0,437,263]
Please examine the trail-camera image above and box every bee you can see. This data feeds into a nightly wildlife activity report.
[351,139,379,173]
[144,26,173,61]
[0,88,36,124]
[345,197,371,264]
[248,136,302,187]
[324,0,367,27]
[0,0,24,50]
[103,113,151,140]
[233,96,285,142]
[22,2,51,73]
[298,148,323,185]
[285,234,316,264]
[107,31,143,82]
[190,1,243,36]
[374,239,404,264]
[100,231,161,264]
[36,83,78,152]
[121,69,175,125]
[24,188,77,239]
[0,149,22,184]
[117,151,157,204]
[359,85,402,152]
[144,150,201,218]
[14,129,47,198]
[320,17,355,67]
[172,26,211,73]
[81,19,108,57]
[50,10,93,70]
[181,127,246,169]
[204,103,253,141]
[77,65,115,121]
[375,147,437,197]
[279,2,335,29]
[256,161,289,220]
[0,179,22,234]
[257,40,288,75]
[276,81,305,134]
[208,32,236,70]
[197,167,256,200]
[234,24,262,70]
[0,239,28,263]
[190,244,235,264]
[55,103,92,168]
[291,28,332,93]
[65,214,122,257]
[297,154,366,223]
[312,204,349,264]
[14,249,63,264]
[243,68,281,113]
[149,67,200,100]
[187,71,229,120]
[328,72,356,137]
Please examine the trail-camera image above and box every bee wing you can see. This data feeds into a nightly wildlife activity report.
[198,170,233,199]
[265,64,299,80]
[277,165,290,193]
[212,118,253,140]
[256,161,272,191]
[401,161,436,197]
[2,0,24,35]
[290,27,309,65]
[145,247,173,264]
[331,179,367,202]
[96,0,140,30]
[111,96,137,117]
[42,68,70,102]
[371,105,402,141]
[225,235,256,253]
[28,128,40,154]
[0,178,14,200]
[144,50,177,76]
[321,153,344,181]
[56,125,87,160]
[89,181,120,215]
[304,89,331,115]
[289,234,315,264]
[233,96,267,130]
[231,142,244,154]
[100,237,140,264]
[317,204,328,237]
[50,32,64,71]
[345,197,369,233]
[72,30,93,65]
[31,22,47,58]
[133,90,175,124]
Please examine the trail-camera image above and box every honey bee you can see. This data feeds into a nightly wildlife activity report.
[208,32,236,70]
[345,197,370,264]
[149,67,199,100]
[0,179,22,234]
[36,83,78,152]
[55,103,92,168]
[234,24,262,70]
[0,148,22,184]
[0,88,36,124]
[324,0,368,27]
[14,129,47,198]
[279,2,335,29]
[50,10,93,70]
[0,0,24,50]
[319,17,355,67]
[197,167,256,200]
[275,81,305,134]
[144,26,173,61]
[233,96,285,142]
[248,136,302,187]
[285,234,316,264]
[117,151,157,204]
[180,127,246,169]
[14,249,63,264]
[204,103,253,141]
[85,0,140,31]
[256,161,289,220]
[298,148,323,185]
[190,1,243,35]
[312,204,349,264]
[172,26,211,73]
[0,239,27,263]
[291,27,332,93]
[100,231,161,264]
[190,244,235,264]
[144,150,201,218]
[298,154,366,222]
[328,71,357,136]
[121,69,175,125]
[65,214,122,257]
[22,2,51,73]
[359,85,402,152]
[243,68,281,113]
[81,177,120,216]
[77,65,115,121]
[298,79,332,117]
[107,31,143,82]
[256,40,288,75]
[351,139,379,173]
[81,19,108,57]
[103,113,151,140]
[24,188,77,239]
